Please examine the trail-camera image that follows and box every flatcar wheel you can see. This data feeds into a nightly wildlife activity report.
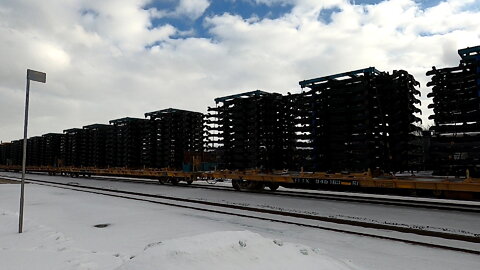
[432,190,444,198]
[249,181,265,191]
[232,179,242,191]
[186,180,193,185]
[232,179,264,191]
[170,179,179,185]
[267,183,279,191]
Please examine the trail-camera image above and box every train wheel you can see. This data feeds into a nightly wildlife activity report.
[249,181,265,191]
[232,180,264,191]
[232,180,241,190]
[432,190,444,198]
[186,180,193,185]
[267,183,279,191]
[170,179,179,185]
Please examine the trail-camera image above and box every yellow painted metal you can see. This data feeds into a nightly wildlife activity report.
[0,165,479,193]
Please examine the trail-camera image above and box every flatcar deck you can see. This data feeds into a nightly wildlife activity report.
[1,165,479,200]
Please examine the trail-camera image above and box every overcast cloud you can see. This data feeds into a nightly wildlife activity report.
[0,0,479,142]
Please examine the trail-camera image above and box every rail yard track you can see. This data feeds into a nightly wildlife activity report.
[6,171,480,213]
[1,174,479,255]
[83,176,480,213]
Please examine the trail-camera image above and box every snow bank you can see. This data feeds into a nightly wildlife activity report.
[116,231,355,270]
[1,208,353,270]
[0,210,122,270]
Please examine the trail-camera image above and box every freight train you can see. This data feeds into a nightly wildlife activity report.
[1,46,480,200]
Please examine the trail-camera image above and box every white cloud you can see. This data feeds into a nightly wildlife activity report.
[150,0,211,20]
[176,0,211,20]
[0,0,480,141]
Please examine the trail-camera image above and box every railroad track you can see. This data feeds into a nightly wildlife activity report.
[39,173,480,213]
[3,172,480,213]
[1,174,479,255]
[187,182,480,213]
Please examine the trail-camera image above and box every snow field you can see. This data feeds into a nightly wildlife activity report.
[0,210,123,270]
[1,182,479,270]
[117,231,355,270]
[0,184,354,270]
[0,209,354,270]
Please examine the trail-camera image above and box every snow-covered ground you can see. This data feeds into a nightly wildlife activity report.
[1,181,479,269]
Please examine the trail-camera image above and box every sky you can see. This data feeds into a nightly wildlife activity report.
[1,0,479,142]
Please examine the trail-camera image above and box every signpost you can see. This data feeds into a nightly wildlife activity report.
[19,69,46,233]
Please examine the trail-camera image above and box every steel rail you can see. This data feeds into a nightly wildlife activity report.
[65,174,480,213]
[3,172,480,213]
[1,175,479,255]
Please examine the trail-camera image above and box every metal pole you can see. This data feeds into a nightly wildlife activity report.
[19,76,30,233]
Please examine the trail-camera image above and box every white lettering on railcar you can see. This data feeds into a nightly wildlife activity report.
[293,178,360,186]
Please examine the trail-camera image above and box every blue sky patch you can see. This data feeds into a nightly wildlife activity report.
[458,1,480,12]
[352,0,441,8]
[318,7,342,24]
[145,0,293,38]
[205,1,294,20]
[144,0,444,38]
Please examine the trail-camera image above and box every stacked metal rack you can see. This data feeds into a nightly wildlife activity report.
[42,133,63,167]
[10,140,23,166]
[83,124,113,168]
[427,45,480,176]
[1,133,64,167]
[0,108,205,170]
[1,59,480,199]
[26,136,45,166]
[144,108,204,170]
[0,142,12,165]
[299,67,422,173]
[377,70,424,171]
[109,117,149,168]
[62,128,87,167]
[289,92,314,171]
[0,72,422,175]
[206,90,297,171]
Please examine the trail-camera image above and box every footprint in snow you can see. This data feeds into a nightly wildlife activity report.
[144,241,162,251]
[238,240,247,248]
[93,223,111,228]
